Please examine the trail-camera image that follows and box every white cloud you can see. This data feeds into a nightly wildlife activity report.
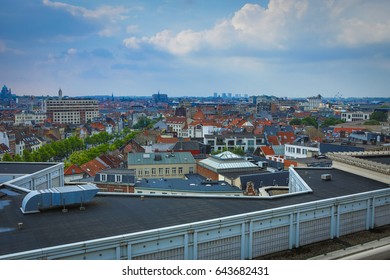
[123,37,142,49]
[67,48,78,55]
[42,0,128,20]
[43,0,129,37]
[123,0,390,55]
[126,25,139,34]
[0,40,24,55]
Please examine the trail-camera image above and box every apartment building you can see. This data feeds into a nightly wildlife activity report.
[341,111,371,122]
[45,97,99,124]
[14,111,46,125]
[127,152,196,179]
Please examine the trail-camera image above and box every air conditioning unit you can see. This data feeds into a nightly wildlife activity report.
[321,174,332,181]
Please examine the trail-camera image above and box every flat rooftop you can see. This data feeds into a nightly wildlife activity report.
[135,174,241,194]
[1,168,389,256]
[0,162,59,175]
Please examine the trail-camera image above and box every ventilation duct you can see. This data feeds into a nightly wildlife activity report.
[21,184,99,214]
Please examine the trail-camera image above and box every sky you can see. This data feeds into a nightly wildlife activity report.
[1,0,390,98]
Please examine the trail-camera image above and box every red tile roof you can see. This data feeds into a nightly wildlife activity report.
[156,135,190,144]
[64,164,85,176]
[260,146,275,156]
[81,158,109,177]
[277,131,296,145]
[192,109,205,120]
[267,135,280,146]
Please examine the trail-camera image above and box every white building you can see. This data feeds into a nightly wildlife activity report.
[46,96,99,124]
[284,144,319,159]
[14,111,46,125]
[15,135,43,156]
[341,111,371,122]
[302,94,323,111]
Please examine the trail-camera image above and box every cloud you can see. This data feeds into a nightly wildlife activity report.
[42,0,130,37]
[126,25,139,34]
[0,40,24,55]
[42,0,128,20]
[123,0,390,56]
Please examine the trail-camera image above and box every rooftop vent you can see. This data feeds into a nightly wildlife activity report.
[321,174,332,181]
[21,184,99,214]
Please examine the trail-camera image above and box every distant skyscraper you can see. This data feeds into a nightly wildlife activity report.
[213,92,218,98]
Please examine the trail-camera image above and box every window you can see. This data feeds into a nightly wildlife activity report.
[178,167,183,174]
[152,168,156,175]
[297,148,301,154]
[159,168,163,175]
[144,168,149,176]
[100,174,107,182]
[115,175,122,183]
[172,167,176,175]
[165,168,170,175]
[137,169,143,176]
[189,167,194,174]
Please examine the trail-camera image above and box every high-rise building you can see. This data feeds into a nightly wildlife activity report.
[45,90,99,124]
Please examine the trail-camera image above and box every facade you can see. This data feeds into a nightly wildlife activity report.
[187,122,218,138]
[14,111,46,125]
[204,134,265,153]
[166,117,187,137]
[94,169,136,193]
[284,143,320,159]
[45,98,99,124]
[127,152,196,179]
[15,135,43,156]
[302,94,323,111]
[341,111,371,122]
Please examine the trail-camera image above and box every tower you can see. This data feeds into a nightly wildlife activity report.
[58,88,63,99]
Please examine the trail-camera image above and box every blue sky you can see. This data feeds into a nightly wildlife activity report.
[1,0,390,98]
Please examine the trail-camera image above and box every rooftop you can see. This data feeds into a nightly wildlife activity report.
[128,152,196,165]
[0,162,59,176]
[1,167,389,257]
[135,174,241,194]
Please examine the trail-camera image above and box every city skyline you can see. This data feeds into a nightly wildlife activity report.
[1,0,390,98]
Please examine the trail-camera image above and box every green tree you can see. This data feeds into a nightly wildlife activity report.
[302,117,318,128]
[133,116,152,129]
[32,151,42,162]
[320,117,345,128]
[13,154,23,162]
[289,118,302,125]
[22,149,33,162]
[370,111,388,122]
[39,149,51,162]
[231,147,245,156]
[2,153,13,161]
[211,146,245,156]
